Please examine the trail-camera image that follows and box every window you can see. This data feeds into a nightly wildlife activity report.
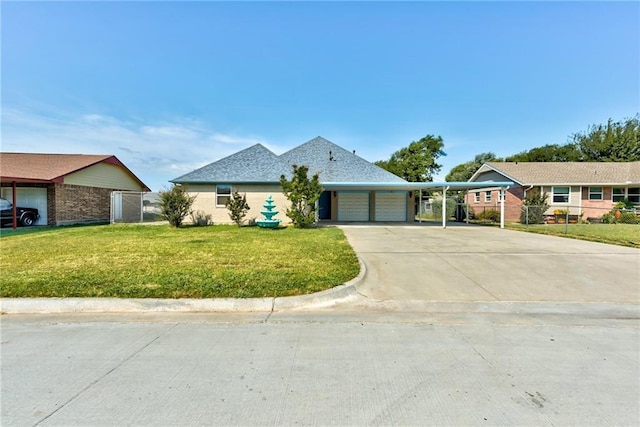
[474,193,480,203]
[552,186,570,203]
[629,188,640,204]
[588,187,603,200]
[216,185,231,206]
[484,191,492,202]
[612,188,625,203]
[498,190,506,202]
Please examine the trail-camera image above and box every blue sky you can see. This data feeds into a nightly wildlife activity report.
[2,1,638,191]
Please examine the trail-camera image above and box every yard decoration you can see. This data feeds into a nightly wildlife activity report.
[256,195,281,228]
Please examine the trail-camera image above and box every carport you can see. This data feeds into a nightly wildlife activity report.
[322,181,513,228]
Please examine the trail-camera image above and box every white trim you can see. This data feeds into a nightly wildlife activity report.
[552,186,570,204]
[588,186,603,201]
[216,184,232,207]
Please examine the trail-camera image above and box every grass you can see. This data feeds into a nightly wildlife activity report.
[0,224,360,298]
[506,223,640,248]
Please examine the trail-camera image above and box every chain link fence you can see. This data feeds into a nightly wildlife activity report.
[418,200,640,226]
[110,191,144,224]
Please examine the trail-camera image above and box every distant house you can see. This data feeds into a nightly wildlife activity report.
[172,136,415,223]
[0,153,150,226]
[467,162,640,221]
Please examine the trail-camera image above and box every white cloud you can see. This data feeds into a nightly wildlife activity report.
[1,107,270,191]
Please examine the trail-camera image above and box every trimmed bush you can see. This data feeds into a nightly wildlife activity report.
[159,185,196,228]
[477,209,500,223]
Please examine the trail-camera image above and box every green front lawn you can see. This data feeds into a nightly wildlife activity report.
[0,225,360,298]
[506,223,640,248]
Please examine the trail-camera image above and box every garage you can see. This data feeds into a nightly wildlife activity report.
[337,192,369,221]
[1,187,48,226]
[375,191,407,221]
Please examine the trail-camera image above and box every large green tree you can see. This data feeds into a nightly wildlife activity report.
[375,135,446,182]
[506,144,582,162]
[503,115,639,162]
[571,116,640,161]
[445,152,501,182]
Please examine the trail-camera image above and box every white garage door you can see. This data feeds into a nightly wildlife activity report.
[375,192,407,222]
[337,192,369,221]
[1,187,48,225]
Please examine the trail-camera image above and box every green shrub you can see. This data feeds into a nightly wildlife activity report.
[601,212,615,224]
[477,209,500,223]
[190,210,212,226]
[159,185,197,228]
[280,164,322,228]
[520,190,549,224]
[431,198,457,220]
[226,191,250,226]
[619,212,639,224]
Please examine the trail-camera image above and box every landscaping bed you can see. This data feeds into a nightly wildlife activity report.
[0,224,360,298]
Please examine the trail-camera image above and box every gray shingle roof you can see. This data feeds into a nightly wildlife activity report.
[172,144,290,183]
[172,136,406,184]
[279,136,406,183]
[474,162,640,185]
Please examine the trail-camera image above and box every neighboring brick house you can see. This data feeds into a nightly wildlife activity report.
[467,162,640,222]
[0,153,150,226]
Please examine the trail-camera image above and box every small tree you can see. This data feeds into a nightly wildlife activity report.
[159,184,196,227]
[280,164,322,228]
[431,197,457,220]
[520,190,549,224]
[226,191,250,226]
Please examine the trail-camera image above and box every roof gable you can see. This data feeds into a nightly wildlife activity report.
[172,137,407,185]
[279,136,406,183]
[0,153,113,182]
[0,153,150,191]
[471,161,640,185]
[172,144,290,183]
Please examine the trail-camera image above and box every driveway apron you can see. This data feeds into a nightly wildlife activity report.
[339,224,640,303]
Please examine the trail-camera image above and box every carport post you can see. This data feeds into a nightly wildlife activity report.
[418,189,422,223]
[12,181,17,229]
[465,190,470,224]
[442,186,449,229]
[500,186,506,229]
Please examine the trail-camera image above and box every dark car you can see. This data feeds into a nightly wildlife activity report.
[0,197,40,227]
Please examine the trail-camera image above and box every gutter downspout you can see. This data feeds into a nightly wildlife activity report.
[522,185,534,198]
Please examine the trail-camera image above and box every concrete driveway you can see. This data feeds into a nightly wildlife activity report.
[340,224,640,303]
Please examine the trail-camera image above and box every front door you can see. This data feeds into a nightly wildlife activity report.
[318,191,332,220]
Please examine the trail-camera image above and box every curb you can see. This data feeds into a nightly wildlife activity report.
[0,257,366,314]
